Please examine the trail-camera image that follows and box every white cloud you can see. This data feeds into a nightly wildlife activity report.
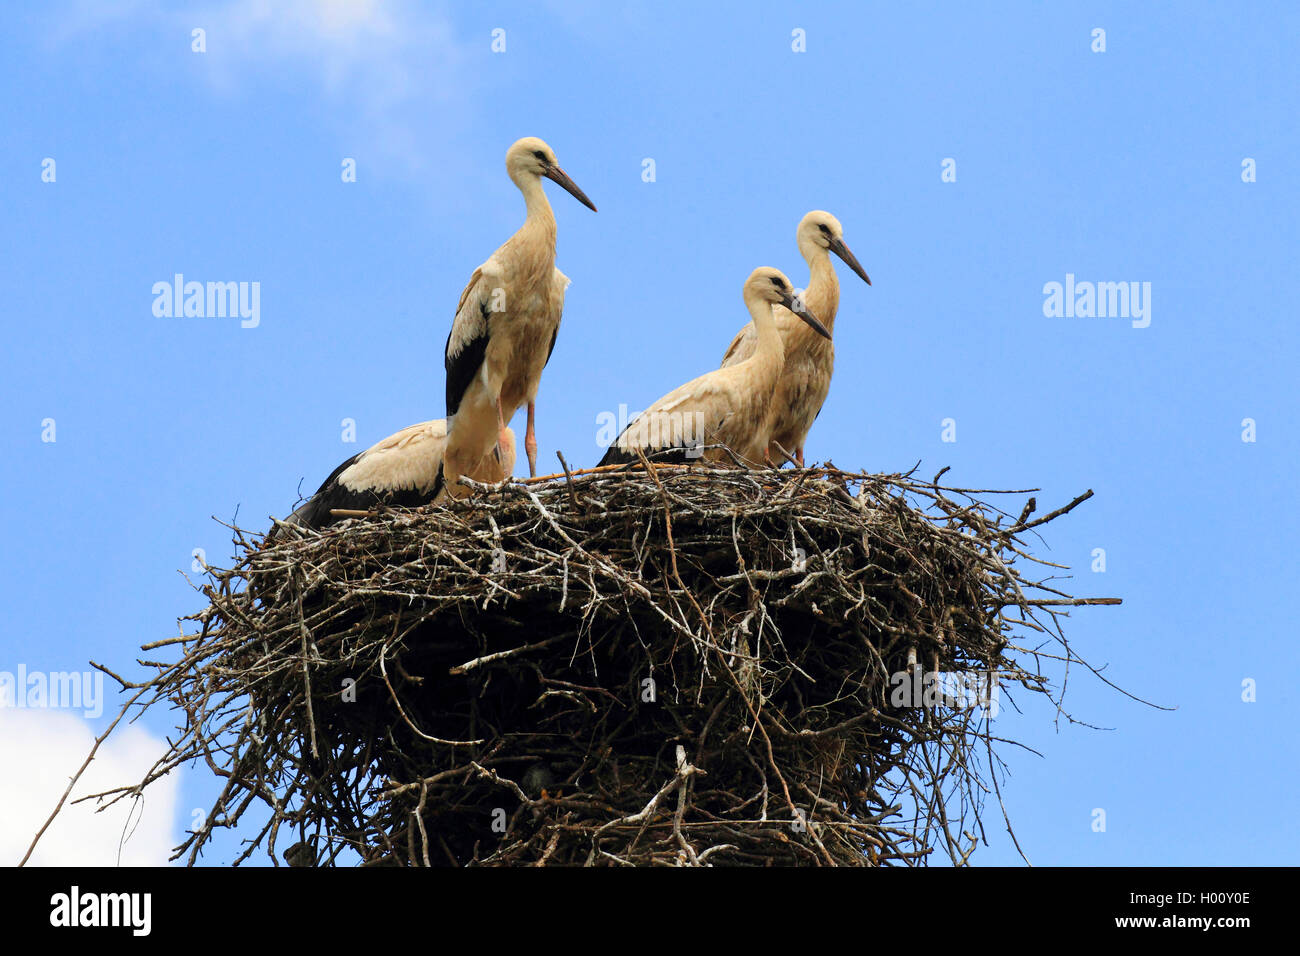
[55,0,475,178]
[1,708,181,866]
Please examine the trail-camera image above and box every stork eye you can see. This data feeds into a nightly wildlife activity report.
[770,277,786,289]
[818,224,831,235]
[532,150,548,162]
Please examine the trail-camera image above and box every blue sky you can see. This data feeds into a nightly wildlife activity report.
[2,1,1296,866]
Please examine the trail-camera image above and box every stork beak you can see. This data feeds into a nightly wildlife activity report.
[782,293,832,340]
[828,236,871,286]
[544,164,597,212]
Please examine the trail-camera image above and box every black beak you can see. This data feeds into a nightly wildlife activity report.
[782,292,832,340]
[829,236,871,286]
[544,164,597,212]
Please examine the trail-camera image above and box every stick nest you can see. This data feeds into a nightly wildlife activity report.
[78,464,1118,867]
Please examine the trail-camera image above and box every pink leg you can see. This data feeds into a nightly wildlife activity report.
[525,401,539,477]
[496,398,509,454]
[796,447,805,468]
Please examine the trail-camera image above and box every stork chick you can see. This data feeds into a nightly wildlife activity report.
[720,211,870,466]
[600,268,830,468]
[443,137,596,496]
[278,420,515,532]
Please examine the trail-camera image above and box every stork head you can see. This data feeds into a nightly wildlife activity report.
[506,137,597,211]
[798,210,871,286]
[745,267,832,340]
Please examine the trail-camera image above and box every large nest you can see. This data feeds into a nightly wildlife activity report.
[43,464,1118,867]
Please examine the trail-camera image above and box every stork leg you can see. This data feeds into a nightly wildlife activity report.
[525,401,539,478]
[796,447,805,469]
[496,398,509,458]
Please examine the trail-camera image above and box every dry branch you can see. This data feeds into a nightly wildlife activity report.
[25,464,1120,867]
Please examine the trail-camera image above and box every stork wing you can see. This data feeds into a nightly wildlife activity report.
[719,321,758,369]
[543,267,571,369]
[281,420,448,532]
[445,259,502,417]
[599,370,732,465]
[342,420,447,494]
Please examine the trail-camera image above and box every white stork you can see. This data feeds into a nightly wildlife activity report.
[600,267,830,468]
[279,420,516,532]
[441,137,596,497]
[719,211,870,467]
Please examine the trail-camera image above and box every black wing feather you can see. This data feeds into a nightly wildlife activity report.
[599,442,702,467]
[543,326,558,368]
[280,448,440,533]
[279,451,363,530]
[598,408,727,468]
[598,415,708,467]
[445,303,490,417]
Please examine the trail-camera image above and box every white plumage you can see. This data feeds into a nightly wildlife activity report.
[720,211,870,466]
[601,267,830,468]
[282,420,516,532]
[442,137,595,497]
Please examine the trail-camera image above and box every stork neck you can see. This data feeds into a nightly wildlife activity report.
[518,175,556,231]
[804,250,840,333]
[745,297,786,365]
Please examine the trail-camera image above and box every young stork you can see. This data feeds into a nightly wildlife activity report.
[278,420,516,532]
[599,268,830,468]
[442,136,596,496]
[719,211,871,467]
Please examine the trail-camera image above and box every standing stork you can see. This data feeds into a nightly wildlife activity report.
[441,137,596,497]
[599,268,830,467]
[276,420,516,533]
[719,211,871,467]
